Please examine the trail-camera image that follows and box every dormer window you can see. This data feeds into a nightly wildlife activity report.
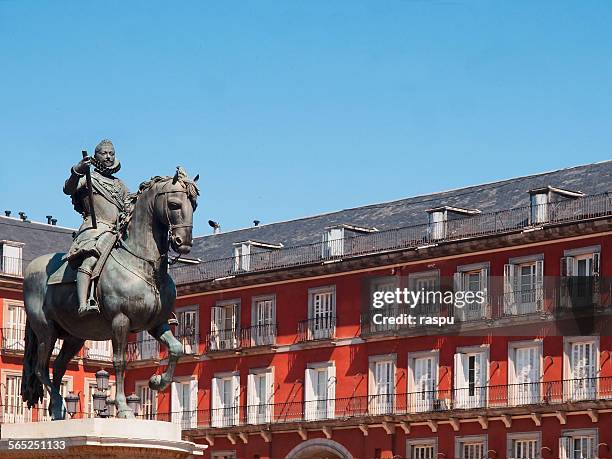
[529,186,584,225]
[427,206,480,241]
[322,224,377,259]
[0,240,24,276]
[233,240,283,272]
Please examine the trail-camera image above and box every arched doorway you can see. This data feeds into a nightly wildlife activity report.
[285,439,353,459]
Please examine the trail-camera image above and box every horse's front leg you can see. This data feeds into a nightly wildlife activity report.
[148,322,184,392]
[111,313,134,418]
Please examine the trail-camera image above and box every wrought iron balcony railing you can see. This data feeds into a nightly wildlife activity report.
[297,315,336,342]
[206,328,241,352]
[172,192,612,285]
[3,377,610,426]
[240,323,277,347]
[1,327,26,352]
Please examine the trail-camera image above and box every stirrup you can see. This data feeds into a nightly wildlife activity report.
[78,298,100,317]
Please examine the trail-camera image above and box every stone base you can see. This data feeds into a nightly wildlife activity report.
[0,418,206,458]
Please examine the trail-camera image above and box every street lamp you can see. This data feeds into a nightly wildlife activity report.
[93,389,109,417]
[126,393,141,416]
[96,369,110,391]
[65,391,80,417]
[106,398,116,417]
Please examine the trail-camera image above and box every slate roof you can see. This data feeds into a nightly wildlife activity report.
[0,217,74,264]
[187,161,612,263]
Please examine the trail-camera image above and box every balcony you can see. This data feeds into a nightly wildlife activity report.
[241,323,277,348]
[206,328,240,352]
[1,327,25,353]
[172,192,612,285]
[177,331,200,355]
[84,340,113,361]
[297,316,336,342]
[126,336,160,362]
[0,256,23,277]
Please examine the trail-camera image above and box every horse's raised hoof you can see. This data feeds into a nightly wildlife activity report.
[149,374,167,391]
[116,409,136,419]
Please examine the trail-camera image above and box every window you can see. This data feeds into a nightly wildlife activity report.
[251,296,276,346]
[135,331,159,360]
[454,264,489,321]
[367,276,399,333]
[212,452,236,459]
[303,286,335,341]
[456,436,487,459]
[509,342,542,406]
[561,247,601,308]
[508,433,540,459]
[85,379,116,418]
[454,347,488,409]
[304,363,335,421]
[233,242,251,271]
[504,257,544,315]
[530,192,548,224]
[3,301,26,352]
[136,381,157,420]
[40,379,71,421]
[428,210,446,240]
[559,429,598,459]
[171,378,198,429]
[247,368,273,424]
[322,227,344,258]
[210,300,240,350]
[211,373,239,427]
[407,439,437,459]
[369,354,396,415]
[408,351,438,412]
[0,241,24,276]
[409,271,441,317]
[176,306,198,354]
[2,373,31,423]
[85,340,113,361]
[565,338,598,401]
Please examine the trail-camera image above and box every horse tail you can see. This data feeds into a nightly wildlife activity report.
[21,319,43,408]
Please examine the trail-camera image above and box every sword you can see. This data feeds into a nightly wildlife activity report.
[82,150,97,229]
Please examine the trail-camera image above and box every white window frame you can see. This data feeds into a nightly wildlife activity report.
[563,337,599,402]
[368,354,396,415]
[322,227,344,258]
[455,435,487,459]
[2,300,26,352]
[176,304,199,355]
[1,370,32,423]
[304,361,336,421]
[406,437,438,459]
[508,340,543,406]
[233,242,251,272]
[507,431,541,459]
[135,379,158,420]
[0,240,24,276]
[559,428,598,459]
[306,286,336,340]
[251,295,276,346]
[454,263,489,321]
[407,350,439,412]
[85,377,116,418]
[210,299,240,350]
[454,345,489,409]
[211,372,240,427]
[247,367,274,424]
[171,376,198,429]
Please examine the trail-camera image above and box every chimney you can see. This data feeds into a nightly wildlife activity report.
[253,220,260,227]
[4,210,10,217]
[46,215,53,224]
[51,218,57,226]
[18,212,27,221]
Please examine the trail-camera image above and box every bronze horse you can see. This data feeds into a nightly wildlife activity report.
[21,168,199,419]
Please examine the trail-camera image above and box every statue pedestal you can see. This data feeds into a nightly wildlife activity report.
[0,418,206,458]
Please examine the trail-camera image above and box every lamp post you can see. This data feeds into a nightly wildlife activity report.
[126,394,141,417]
[96,369,110,391]
[65,391,80,417]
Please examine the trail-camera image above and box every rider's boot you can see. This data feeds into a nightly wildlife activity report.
[76,267,100,317]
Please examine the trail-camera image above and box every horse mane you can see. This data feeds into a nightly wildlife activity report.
[119,172,199,236]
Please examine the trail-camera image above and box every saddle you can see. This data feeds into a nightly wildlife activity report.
[48,233,119,285]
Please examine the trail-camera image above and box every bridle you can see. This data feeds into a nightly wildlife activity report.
[120,179,194,268]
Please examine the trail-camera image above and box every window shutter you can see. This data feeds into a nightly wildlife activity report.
[327,365,336,419]
[171,382,180,425]
[593,252,601,307]
[246,373,255,424]
[232,374,240,425]
[504,264,516,315]
[480,267,489,317]
[453,273,465,321]
[535,260,544,310]
[189,379,198,428]
[321,232,330,259]
[211,377,221,427]
[558,437,569,459]
[304,368,315,421]
[560,257,572,308]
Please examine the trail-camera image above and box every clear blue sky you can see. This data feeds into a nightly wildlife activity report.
[1,1,611,234]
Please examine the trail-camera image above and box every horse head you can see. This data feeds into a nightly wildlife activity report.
[152,166,200,254]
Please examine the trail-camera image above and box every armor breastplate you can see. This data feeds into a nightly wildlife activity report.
[79,172,126,223]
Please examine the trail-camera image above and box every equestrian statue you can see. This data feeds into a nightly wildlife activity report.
[21,139,200,420]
